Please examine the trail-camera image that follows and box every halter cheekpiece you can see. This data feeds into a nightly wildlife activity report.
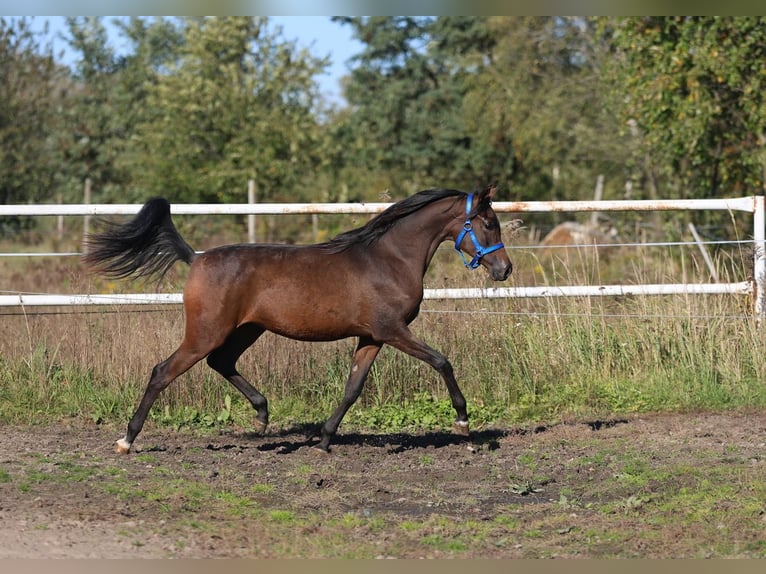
[454,193,505,269]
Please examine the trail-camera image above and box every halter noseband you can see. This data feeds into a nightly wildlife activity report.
[454,193,505,270]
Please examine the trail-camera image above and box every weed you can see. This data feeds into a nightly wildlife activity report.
[398,520,421,532]
[508,480,544,496]
[134,454,158,465]
[421,535,468,553]
[557,493,584,510]
[493,515,520,528]
[618,494,652,513]
[295,463,314,475]
[419,454,435,466]
[250,483,275,495]
[268,509,296,524]
[335,513,364,529]
[215,491,258,516]
[25,469,51,484]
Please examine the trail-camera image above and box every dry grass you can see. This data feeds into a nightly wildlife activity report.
[1,217,764,430]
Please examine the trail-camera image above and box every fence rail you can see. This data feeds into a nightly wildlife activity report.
[0,196,758,216]
[2,196,765,317]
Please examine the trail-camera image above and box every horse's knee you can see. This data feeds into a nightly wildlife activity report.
[148,362,169,389]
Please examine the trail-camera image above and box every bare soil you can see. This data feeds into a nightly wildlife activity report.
[1,411,765,558]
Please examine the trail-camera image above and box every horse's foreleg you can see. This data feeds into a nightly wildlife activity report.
[385,328,470,436]
[316,337,382,453]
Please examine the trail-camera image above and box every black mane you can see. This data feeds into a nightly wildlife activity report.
[321,188,465,253]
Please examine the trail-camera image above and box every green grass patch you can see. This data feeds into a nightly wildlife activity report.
[268,509,297,524]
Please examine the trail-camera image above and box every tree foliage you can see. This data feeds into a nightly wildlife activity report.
[468,17,627,201]
[332,17,500,196]
[333,17,626,202]
[56,17,130,202]
[1,16,765,241]
[603,16,766,199]
[125,17,328,204]
[0,17,60,234]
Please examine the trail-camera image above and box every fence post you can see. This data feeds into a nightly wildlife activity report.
[82,178,91,252]
[754,195,766,321]
[248,179,256,243]
[57,193,64,241]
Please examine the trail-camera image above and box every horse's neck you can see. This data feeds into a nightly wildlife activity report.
[374,200,460,275]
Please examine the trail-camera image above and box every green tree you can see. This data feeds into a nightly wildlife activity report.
[109,17,185,202]
[332,17,622,203]
[0,17,61,235]
[127,17,328,204]
[603,16,766,199]
[333,17,497,197]
[57,17,130,202]
[467,17,628,202]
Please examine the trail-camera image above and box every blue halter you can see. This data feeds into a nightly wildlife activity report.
[454,193,505,270]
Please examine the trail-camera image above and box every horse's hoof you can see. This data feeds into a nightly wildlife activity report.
[311,445,330,456]
[252,419,268,434]
[115,438,132,454]
[452,420,470,437]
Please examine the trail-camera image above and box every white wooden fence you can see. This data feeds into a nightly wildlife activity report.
[1,196,764,318]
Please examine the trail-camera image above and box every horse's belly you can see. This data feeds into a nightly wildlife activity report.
[249,299,366,342]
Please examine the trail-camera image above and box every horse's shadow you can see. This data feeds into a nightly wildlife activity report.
[217,417,632,455]
[225,421,563,455]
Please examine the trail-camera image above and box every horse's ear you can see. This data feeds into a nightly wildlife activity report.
[478,184,498,204]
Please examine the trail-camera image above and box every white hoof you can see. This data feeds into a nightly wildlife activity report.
[115,438,132,454]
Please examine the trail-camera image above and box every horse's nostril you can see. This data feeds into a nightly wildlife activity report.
[492,263,512,281]
[496,263,512,281]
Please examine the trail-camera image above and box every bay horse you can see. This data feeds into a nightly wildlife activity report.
[83,185,512,453]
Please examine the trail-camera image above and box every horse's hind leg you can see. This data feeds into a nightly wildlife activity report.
[206,323,269,433]
[116,344,207,454]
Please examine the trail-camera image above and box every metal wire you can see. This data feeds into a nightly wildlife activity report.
[420,308,754,321]
[0,238,756,258]
[0,303,752,322]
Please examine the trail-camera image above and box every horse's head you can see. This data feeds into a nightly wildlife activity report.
[454,185,513,281]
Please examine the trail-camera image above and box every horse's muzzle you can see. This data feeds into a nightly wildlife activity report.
[491,261,513,281]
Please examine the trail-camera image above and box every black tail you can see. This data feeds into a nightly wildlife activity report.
[82,197,197,281]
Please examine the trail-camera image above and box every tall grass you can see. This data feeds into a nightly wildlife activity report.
[1,227,764,432]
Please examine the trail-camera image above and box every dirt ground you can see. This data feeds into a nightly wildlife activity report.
[1,411,765,558]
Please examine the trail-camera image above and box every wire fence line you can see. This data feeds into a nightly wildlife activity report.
[0,237,757,259]
[0,304,754,322]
